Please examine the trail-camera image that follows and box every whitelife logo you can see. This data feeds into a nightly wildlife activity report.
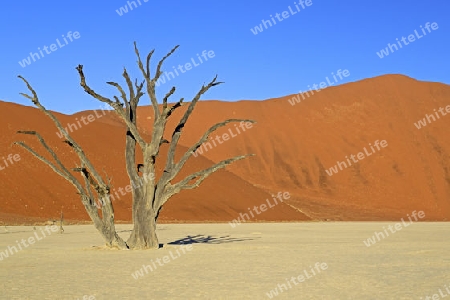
[56,104,109,139]
[265,262,328,298]
[193,121,253,157]
[363,210,425,247]
[421,284,450,300]
[325,140,388,176]
[376,22,439,59]
[18,31,81,68]
[0,153,21,171]
[250,0,313,35]
[154,50,215,87]
[0,225,59,261]
[131,245,193,279]
[229,192,290,228]
[288,69,350,106]
[414,105,450,129]
[115,0,149,16]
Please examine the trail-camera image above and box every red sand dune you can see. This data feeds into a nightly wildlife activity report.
[1,74,450,224]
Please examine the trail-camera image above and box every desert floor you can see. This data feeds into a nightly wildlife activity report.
[0,222,449,300]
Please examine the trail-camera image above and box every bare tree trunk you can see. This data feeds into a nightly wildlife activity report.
[127,203,159,249]
[127,185,159,249]
[84,196,128,249]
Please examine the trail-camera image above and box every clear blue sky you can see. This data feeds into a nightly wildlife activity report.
[1,0,448,114]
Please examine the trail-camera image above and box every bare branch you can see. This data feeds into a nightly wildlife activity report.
[166,98,184,118]
[162,86,176,111]
[76,65,147,149]
[17,75,108,189]
[158,154,254,209]
[15,77,116,239]
[166,76,223,168]
[106,81,128,106]
[179,154,253,189]
[152,45,180,83]
[172,119,256,178]
[14,131,105,212]
[122,68,135,101]
[16,131,76,179]
[81,164,96,207]
[133,41,154,79]
[134,42,159,119]
[113,96,124,108]
[74,68,116,105]
[145,50,154,79]
[73,167,102,193]
[14,141,84,193]
[134,79,145,104]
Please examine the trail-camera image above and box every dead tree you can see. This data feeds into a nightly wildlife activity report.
[59,210,64,234]
[15,42,255,249]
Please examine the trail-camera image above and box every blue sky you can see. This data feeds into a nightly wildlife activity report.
[1,0,448,114]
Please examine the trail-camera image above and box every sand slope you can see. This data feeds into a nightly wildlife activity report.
[0,102,307,223]
[1,74,450,222]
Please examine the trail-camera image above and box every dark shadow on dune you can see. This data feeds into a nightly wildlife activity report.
[168,234,258,245]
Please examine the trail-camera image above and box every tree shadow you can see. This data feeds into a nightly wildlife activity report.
[168,234,258,245]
